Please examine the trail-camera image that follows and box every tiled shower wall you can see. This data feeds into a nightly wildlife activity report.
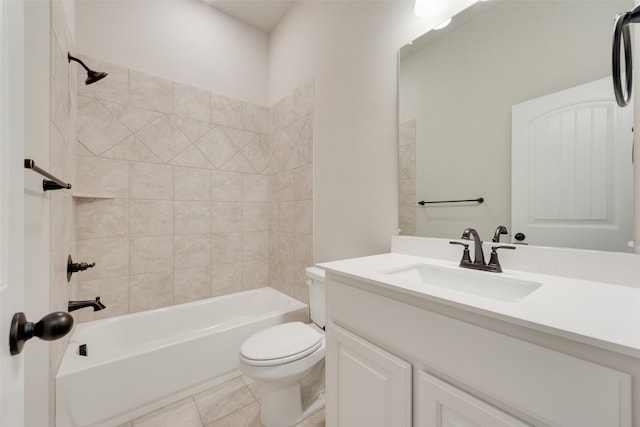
[73,56,313,322]
[398,119,416,236]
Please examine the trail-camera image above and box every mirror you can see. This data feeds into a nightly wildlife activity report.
[399,0,635,253]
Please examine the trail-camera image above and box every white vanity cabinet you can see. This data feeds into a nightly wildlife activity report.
[324,274,634,427]
[326,324,412,427]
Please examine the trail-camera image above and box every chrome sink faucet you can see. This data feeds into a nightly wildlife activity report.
[450,228,516,273]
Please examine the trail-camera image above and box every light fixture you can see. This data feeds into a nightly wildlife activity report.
[67,53,108,85]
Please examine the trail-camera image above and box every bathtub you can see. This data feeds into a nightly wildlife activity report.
[56,287,309,427]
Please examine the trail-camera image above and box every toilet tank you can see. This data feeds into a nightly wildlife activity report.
[305,267,326,328]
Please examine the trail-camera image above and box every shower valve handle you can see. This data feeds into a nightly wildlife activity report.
[67,255,96,281]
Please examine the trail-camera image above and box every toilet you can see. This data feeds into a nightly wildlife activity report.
[239,267,326,427]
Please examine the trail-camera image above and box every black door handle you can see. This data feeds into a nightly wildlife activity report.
[9,311,74,355]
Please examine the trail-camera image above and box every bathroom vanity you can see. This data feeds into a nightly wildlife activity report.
[320,237,640,427]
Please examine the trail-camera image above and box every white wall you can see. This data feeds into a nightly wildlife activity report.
[269,0,473,262]
[76,0,269,105]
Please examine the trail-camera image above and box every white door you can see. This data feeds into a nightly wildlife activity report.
[326,324,412,427]
[512,77,634,251]
[0,0,26,425]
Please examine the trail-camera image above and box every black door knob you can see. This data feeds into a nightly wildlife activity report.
[9,311,74,355]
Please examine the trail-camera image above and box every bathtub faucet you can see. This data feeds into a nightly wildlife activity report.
[68,297,106,312]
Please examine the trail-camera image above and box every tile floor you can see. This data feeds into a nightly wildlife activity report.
[116,375,325,427]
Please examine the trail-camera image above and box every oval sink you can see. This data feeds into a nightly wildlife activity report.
[384,264,542,302]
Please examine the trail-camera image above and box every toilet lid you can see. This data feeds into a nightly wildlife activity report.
[240,322,323,364]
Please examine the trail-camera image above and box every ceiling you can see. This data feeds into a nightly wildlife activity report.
[203,0,296,33]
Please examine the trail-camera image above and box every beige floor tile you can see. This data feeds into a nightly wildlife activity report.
[204,401,264,427]
[241,375,264,402]
[195,377,256,424]
[132,398,203,427]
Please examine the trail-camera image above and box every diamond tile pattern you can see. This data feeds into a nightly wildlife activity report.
[75,55,315,324]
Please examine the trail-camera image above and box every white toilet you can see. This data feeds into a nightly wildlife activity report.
[239,267,326,427]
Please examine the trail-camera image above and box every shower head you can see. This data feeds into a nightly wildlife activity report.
[67,53,108,85]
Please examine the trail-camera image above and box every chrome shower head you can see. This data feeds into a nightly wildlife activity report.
[67,53,108,85]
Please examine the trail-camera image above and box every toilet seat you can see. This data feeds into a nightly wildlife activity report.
[240,322,323,367]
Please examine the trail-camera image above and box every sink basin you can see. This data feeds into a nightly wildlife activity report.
[384,264,541,302]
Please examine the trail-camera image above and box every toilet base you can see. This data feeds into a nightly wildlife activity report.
[259,361,325,427]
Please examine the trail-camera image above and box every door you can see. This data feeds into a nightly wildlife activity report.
[511,77,634,251]
[326,324,412,427]
[0,0,26,425]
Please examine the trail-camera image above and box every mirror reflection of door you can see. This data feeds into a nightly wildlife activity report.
[511,77,634,252]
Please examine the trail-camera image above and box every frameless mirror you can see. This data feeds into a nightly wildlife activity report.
[399,0,635,253]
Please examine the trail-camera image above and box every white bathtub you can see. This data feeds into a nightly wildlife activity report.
[56,287,309,427]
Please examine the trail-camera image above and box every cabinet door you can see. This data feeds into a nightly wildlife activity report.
[326,324,411,427]
[416,371,531,427]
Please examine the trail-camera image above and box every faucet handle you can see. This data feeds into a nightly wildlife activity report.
[487,245,516,272]
[449,241,472,265]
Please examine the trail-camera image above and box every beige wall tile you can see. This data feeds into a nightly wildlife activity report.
[102,101,162,134]
[130,162,173,200]
[174,201,211,235]
[77,99,131,155]
[196,126,238,169]
[278,202,295,232]
[174,82,210,122]
[135,115,191,163]
[77,156,129,197]
[294,165,313,201]
[211,171,242,202]
[242,174,269,203]
[175,167,210,201]
[243,231,269,261]
[77,198,129,239]
[294,200,313,235]
[130,200,173,236]
[211,93,242,129]
[130,236,174,274]
[130,271,174,312]
[130,69,173,114]
[271,171,294,202]
[242,203,270,232]
[174,267,211,304]
[212,202,242,232]
[102,135,162,164]
[169,145,213,169]
[72,276,130,322]
[77,237,129,280]
[211,233,243,264]
[242,135,271,173]
[242,102,268,135]
[211,262,243,297]
[174,234,211,268]
[172,116,214,143]
[242,260,269,289]
[293,79,314,121]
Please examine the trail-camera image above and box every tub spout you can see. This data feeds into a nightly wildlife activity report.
[68,297,106,312]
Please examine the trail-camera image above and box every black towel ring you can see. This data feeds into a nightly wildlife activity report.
[613,11,633,107]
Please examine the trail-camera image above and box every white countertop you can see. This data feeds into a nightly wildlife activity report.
[319,252,640,359]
